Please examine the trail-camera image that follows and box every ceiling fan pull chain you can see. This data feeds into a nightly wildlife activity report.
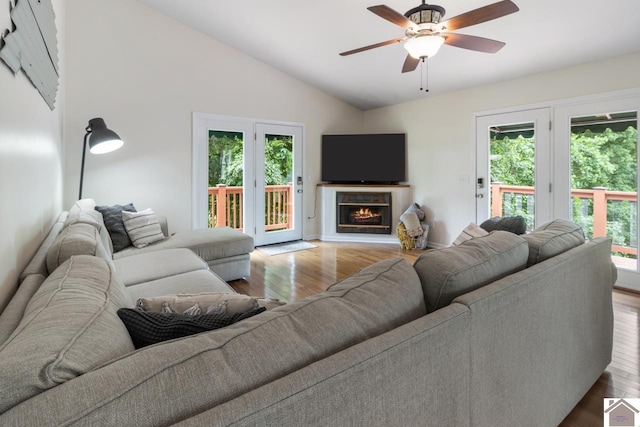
[425,57,430,92]
[419,57,430,92]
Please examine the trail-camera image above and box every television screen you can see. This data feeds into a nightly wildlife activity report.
[321,134,406,184]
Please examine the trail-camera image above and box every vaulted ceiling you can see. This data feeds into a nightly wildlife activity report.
[138,0,640,111]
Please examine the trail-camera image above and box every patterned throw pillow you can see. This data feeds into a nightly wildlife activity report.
[122,208,165,248]
[117,307,266,348]
[136,293,260,315]
[95,203,136,252]
[452,223,489,246]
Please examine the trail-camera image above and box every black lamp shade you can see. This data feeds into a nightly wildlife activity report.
[87,118,124,154]
[79,118,124,200]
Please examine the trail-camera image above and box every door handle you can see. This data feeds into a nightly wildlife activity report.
[476,194,484,199]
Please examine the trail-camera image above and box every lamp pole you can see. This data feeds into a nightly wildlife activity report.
[78,129,92,200]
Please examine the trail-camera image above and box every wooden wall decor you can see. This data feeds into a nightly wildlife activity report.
[0,0,59,110]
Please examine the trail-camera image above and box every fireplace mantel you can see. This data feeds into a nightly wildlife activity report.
[317,184,410,188]
[317,184,413,244]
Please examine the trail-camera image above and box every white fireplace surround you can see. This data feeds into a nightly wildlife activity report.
[317,184,413,244]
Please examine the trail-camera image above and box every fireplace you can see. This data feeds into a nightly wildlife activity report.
[336,192,392,234]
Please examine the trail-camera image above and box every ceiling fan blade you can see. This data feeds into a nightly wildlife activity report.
[368,5,416,30]
[439,0,519,31]
[402,54,420,73]
[444,33,505,53]
[340,37,405,56]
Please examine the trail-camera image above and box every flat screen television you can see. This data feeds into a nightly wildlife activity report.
[321,133,406,184]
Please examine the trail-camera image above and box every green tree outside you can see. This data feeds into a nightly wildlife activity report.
[208,131,294,228]
[490,126,638,255]
[208,131,293,187]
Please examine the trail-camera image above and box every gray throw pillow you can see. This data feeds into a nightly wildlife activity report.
[480,216,527,235]
[95,203,136,252]
[402,202,425,221]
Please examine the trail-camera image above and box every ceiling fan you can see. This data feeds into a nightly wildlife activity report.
[340,0,519,73]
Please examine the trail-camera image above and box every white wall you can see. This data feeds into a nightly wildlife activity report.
[64,0,363,237]
[362,53,640,246]
[0,0,65,311]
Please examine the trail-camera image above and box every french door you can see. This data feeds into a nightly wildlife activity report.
[254,123,303,246]
[192,113,303,246]
[476,92,640,291]
[475,108,551,229]
[553,96,640,291]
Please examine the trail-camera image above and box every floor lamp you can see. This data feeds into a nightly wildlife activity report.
[78,118,124,200]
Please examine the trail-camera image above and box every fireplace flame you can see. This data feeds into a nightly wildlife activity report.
[350,207,382,223]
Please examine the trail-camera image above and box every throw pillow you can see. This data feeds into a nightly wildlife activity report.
[400,212,423,237]
[479,216,527,235]
[452,223,489,246]
[95,203,136,252]
[122,208,165,248]
[117,307,266,348]
[136,293,260,315]
[402,202,425,221]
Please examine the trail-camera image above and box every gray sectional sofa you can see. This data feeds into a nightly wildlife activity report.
[0,211,616,426]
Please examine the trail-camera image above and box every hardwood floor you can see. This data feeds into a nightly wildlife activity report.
[228,241,640,426]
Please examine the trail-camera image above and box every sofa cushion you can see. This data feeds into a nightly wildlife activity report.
[117,307,266,348]
[63,208,113,258]
[522,219,585,266]
[95,203,136,252]
[479,216,527,235]
[0,255,134,413]
[126,269,235,302]
[122,208,166,248]
[113,247,209,287]
[113,226,254,262]
[414,230,529,313]
[46,223,111,274]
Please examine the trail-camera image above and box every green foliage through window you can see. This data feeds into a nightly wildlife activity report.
[490,124,637,257]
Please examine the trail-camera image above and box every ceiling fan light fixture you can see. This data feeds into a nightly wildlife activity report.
[404,35,445,59]
[404,3,446,25]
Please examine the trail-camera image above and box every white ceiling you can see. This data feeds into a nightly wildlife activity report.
[138,0,640,111]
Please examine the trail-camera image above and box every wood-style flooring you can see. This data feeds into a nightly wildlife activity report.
[228,241,640,426]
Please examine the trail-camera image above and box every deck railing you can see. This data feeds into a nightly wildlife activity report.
[208,184,293,231]
[491,183,638,256]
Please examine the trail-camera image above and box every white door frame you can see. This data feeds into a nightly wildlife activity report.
[475,108,551,227]
[192,113,305,244]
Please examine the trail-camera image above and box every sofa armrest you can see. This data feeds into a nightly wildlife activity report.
[157,215,169,237]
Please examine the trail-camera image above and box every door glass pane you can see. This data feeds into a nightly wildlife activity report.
[570,111,638,271]
[489,122,536,231]
[263,133,293,234]
[208,130,244,230]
